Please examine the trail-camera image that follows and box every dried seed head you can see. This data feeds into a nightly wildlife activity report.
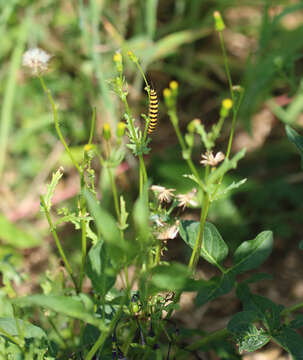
[200,151,225,167]
[22,48,52,76]
[150,185,175,203]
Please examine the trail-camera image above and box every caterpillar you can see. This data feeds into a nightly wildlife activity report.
[148,88,158,134]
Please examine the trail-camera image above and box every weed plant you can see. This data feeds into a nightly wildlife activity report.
[1,10,303,360]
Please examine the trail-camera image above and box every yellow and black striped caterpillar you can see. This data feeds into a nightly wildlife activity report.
[148,88,158,134]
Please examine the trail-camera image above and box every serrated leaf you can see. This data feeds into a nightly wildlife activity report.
[179,220,228,268]
[42,167,63,212]
[0,317,47,339]
[86,240,116,296]
[195,272,235,307]
[232,231,273,274]
[274,326,303,359]
[285,125,303,169]
[14,294,101,328]
[289,315,303,329]
[211,178,247,201]
[207,149,246,185]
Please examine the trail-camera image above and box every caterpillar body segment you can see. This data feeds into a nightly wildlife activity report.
[148,88,158,134]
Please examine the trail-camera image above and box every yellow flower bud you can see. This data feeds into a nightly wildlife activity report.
[127,50,138,63]
[213,11,225,31]
[222,98,233,110]
[84,144,93,152]
[113,52,122,63]
[116,122,126,137]
[169,81,178,90]
[163,88,171,98]
[102,123,112,140]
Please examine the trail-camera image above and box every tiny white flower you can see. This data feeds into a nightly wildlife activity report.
[200,151,225,167]
[22,48,52,75]
[150,185,175,203]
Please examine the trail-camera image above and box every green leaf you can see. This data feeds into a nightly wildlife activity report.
[273,327,303,359]
[289,315,303,329]
[243,272,273,284]
[179,220,228,268]
[211,178,247,201]
[207,149,246,186]
[85,190,135,266]
[299,240,303,250]
[42,167,63,212]
[14,294,101,328]
[133,189,150,244]
[195,272,235,307]
[150,263,190,291]
[86,240,116,296]
[227,311,270,353]
[0,317,47,339]
[285,125,303,169]
[232,231,273,274]
[0,214,41,248]
[236,283,283,331]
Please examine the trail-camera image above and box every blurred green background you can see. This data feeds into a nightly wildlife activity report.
[1,0,303,300]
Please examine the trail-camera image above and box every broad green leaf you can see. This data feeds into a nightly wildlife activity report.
[0,317,46,339]
[150,263,189,291]
[14,294,101,328]
[232,231,273,274]
[236,283,283,331]
[0,215,41,248]
[85,190,135,266]
[227,312,270,353]
[86,240,116,296]
[243,272,273,284]
[274,327,303,359]
[133,189,150,244]
[179,220,228,268]
[195,272,235,307]
[290,315,303,329]
[285,125,303,169]
[299,240,303,250]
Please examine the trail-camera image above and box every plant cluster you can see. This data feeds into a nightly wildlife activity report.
[1,11,303,360]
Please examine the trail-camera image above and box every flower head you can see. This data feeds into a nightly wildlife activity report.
[150,185,175,203]
[156,221,179,240]
[22,48,52,75]
[200,151,225,167]
[177,189,198,209]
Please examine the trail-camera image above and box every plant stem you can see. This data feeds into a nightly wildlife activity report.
[40,196,78,292]
[88,107,96,145]
[218,31,234,103]
[188,193,210,271]
[0,325,24,351]
[39,76,81,173]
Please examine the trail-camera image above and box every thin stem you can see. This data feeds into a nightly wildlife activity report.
[108,167,120,219]
[218,31,234,103]
[188,193,210,271]
[79,172,87,291]
[88,107,96,145]
[39,76,81,173]
[0,326,24,351]
[40,196,78,292]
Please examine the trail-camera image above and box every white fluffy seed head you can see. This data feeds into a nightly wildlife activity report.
[22,48,52,75]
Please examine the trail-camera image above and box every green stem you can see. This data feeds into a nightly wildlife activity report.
[85,294,128,360]
[79,172,87,291]
[40,196,78,292]
[188,193,210,271]
[88,107,96,145]
[169,110,204,188]
[39,76,81,173]
[0,325,24,351]
[108,167,120,219]
[218,31,234,103]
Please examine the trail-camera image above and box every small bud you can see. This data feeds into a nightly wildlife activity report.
[116,122,126,137]
[169,81,178,90]
[84,144,94,152]
[220,98,233,117]
[187,118,201,133]
[113,51,123,73]
[102,123,112,140]
[127,50,138,63]
[213,11,225,31]
[163,88,171,98]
